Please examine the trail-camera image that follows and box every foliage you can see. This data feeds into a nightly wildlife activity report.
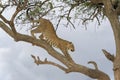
[0,0,106,30]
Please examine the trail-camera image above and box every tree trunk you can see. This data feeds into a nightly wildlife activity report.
[101,0,120,79]
[110,15,120,80]
[112,16,120,80]
[106,8,120,80]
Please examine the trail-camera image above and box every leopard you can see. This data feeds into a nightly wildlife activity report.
[31,18,75,57]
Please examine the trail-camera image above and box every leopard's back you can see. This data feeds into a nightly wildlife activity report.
[57,38,74,52]
[40,18,58,41]
[46,37,74,53]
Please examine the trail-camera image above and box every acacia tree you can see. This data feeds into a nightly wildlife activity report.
[0,0,120,80]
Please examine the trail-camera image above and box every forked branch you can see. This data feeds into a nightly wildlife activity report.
[31,54,69,73]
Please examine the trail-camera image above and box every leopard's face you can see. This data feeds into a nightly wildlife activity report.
[67,42,75,52]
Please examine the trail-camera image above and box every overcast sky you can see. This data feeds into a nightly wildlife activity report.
[0,2,116,80]
[0,19,115,80]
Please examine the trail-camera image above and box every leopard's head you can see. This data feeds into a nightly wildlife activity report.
[67,42,75,52]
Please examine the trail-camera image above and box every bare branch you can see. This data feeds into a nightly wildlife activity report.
[66,63,110,80]
[55,16,62,31]
[11,0,28,22]
[66,17,75,29]
[31,54,69,72]
[88,61,98,70]
[102,49,114,62]
[31,54,110,80]
[0,13,16,37]
[7,0,28,35]
[0,4,9,14]
[0,14,9,23]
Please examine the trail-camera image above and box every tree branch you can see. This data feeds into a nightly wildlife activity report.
[88,61,98,70]
[9,0,28,34]
[102,49,114,62]
[0,20,74,68]
[31,54,69,73]
[0,20,110,80]
[11,0,28,22]
[0,4,9,14]
[0,14,9,23]
[90,0,103,4]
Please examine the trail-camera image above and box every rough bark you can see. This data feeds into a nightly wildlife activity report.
[108,13,120,80]
[88,0,120,80]
[102,0,120,80]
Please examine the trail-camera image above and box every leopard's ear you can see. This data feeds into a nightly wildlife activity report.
[69,42,73,44]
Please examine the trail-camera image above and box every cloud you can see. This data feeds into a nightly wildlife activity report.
[0,18,115,80]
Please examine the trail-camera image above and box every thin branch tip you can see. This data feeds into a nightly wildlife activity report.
[102,49,114,62]
[88,61,98,70]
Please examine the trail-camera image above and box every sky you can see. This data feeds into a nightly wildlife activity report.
[0,19,115,80]
[0,1,116,80]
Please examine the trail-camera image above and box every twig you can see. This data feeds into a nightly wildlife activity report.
[88,61,98,70]
[55,16,62,31]
[102,49,114,62]
[66,3,79,29]
[66,17,75,29]
[82,7,97,24]
[82,6,102,25]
